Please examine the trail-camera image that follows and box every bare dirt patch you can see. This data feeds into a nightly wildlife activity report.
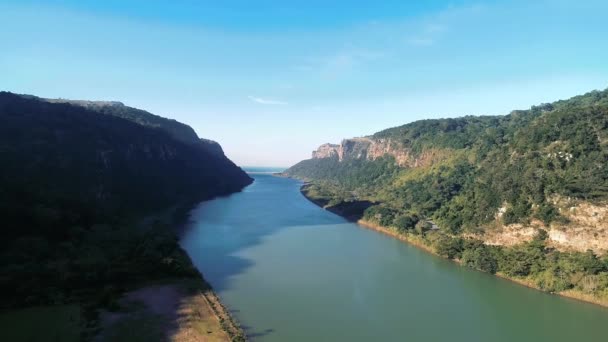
[96,280,242,342]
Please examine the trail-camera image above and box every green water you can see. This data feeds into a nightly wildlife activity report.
[181,172,608,341]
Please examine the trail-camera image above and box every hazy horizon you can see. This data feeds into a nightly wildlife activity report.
[2,0,607,166]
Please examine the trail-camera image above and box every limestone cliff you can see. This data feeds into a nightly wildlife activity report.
[311,137,442,168]
[481,197,608,254]
[312,143,340,159]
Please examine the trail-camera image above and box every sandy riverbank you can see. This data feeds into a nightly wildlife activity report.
[97,279,244,342]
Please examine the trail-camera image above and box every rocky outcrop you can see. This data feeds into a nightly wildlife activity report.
[312,143,340,159]
[339,138,372,160]
[481,198,608,254]
[313,138,401,163]
[311,137,444,168]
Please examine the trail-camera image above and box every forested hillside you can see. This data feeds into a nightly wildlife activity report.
[42,96,202,145]
[285,89,608,302]
[287,89,608,232]
[0,92,252,310]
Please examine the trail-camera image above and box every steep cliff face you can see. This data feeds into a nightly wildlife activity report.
[312,143,340,158]
[311,137,441,168]
[481,197,608,254]
[338,137,372,160]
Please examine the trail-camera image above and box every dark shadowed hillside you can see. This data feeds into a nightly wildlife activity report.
[0,92,252,310]
[42,96,202,145]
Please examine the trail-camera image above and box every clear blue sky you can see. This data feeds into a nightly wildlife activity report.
[1,0,607,167]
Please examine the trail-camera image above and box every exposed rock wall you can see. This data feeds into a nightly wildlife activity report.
[339,138,372,160]
[312,143,340,159]
[481,198,608,254]
[311,137,436,167]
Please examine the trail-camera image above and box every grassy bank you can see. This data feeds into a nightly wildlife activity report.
[300,184,608,309]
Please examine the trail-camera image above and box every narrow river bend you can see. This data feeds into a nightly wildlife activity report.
[180,171,608,342]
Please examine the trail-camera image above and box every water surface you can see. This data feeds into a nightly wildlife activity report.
[181,172,608,341]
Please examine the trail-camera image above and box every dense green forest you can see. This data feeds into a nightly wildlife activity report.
[286,89,608,301]
[0,92,252,310]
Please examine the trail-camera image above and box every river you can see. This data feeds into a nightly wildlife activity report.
[180,170,608,341]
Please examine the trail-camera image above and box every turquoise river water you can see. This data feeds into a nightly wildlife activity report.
[180,170,608,342]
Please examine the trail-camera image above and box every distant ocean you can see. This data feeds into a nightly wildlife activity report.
[242,166,286,174]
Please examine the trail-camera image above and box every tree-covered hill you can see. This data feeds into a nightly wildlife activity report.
[285,88,608,301]
[286,88,608,232]
[41,96,202,145]
[0,92,252,309]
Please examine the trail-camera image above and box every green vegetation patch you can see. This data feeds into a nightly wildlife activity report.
[0,305,81,342]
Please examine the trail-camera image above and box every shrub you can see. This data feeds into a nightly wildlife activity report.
[461,243,498,274]
[435,236,464,259]
[534,203,559,225]
[393,213,420,232]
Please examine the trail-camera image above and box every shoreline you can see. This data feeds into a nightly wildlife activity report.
[298,184,608,309]
[177,206,246,341]
[199,282,245,341]
[100,197,248,341]
[95,278,245,342]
